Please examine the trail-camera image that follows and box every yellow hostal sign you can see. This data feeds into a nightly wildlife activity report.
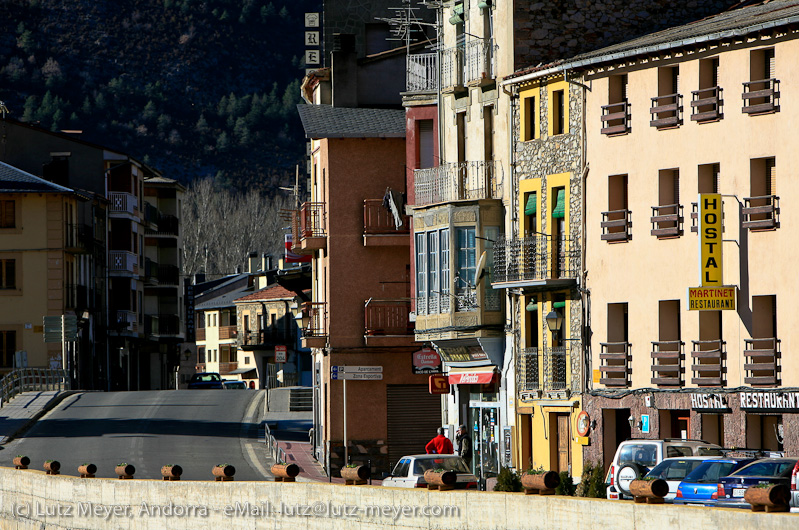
[699,193,723,286]
[688,286,737,311]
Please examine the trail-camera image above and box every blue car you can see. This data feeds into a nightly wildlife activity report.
[674,458,756,505]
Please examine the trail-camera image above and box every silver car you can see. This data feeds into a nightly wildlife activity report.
[383,454,477,489]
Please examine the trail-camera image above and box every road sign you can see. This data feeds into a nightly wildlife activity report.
[330,372,383,381]
[275,345,287,363]
[42,315,78,343]
[331,365,383,374]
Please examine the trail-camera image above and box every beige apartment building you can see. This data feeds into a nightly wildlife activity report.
[560,2,799,468]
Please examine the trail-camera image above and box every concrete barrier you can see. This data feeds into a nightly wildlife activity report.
[0,466,796,529]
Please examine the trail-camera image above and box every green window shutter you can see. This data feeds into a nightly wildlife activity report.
[525,301,538,312]
[553,301,566,309]
[524,193,537,216]
[449,4,464,24]
[552,188,566,219]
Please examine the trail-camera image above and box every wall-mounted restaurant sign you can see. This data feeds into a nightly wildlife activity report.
[740,391,799,412]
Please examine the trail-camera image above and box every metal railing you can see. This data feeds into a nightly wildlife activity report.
[464,38,497,84]
[517,347,539,392]
[299,202,326,239]
[414,161,502,206]
[363,199,410,234]
[544,346,569,390]
[302,302,327,338]
[742,78,779,114]
[440,45,464,88]
[110,251,139,274]
[364,299,413,336]
[265,420,288,464]
[407,52,437,92]
[0,368,70,407]
[600,101,630,135]
[492,235,579,283]
[109,192,138,215]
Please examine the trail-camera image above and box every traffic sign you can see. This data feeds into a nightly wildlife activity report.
[330,372,383,381]
[275,345,287,363]
[42,315,78,343]
[331,365,382,374]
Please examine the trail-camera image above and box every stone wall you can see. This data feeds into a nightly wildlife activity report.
[513,0,742,70]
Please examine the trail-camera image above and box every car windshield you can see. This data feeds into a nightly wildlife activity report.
[619,444,657,467]
[682,461,738,483]
[732,460,795,477]
[412,457,470,475]
[646,459,705,480]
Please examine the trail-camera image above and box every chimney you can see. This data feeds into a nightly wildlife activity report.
[331,33,358,108]
[262,254,272,272]
[248,252,260,273]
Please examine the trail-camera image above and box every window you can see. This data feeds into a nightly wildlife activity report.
[0,201,15,228]
[692,311,724,386]
[693,58,721,121]
[744,157,778,230]
[456,112,466,164]
[416,229,450,314]
[0,259,16,289]
[522,96,536,141]
[524,192,537,234]
[600,302,629,387]
[0,330,15,367]
[418,120,435,169]
[415,233,426,304]
[746,295,779,385]
[484,105,494,162]
[427,232,439,299]
[652,169,681,237]
[652,66,680,128]
[198,347,205,363]
[456,227,476,290]
[698,163,720,194]
[744,48,778,114]
[601,174,630,241]
[602,74,629,135]
[552,89,565,135]
[652,300,682,386]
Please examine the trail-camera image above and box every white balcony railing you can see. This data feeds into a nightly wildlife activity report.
[441,39,496,89]
[407,53,438,92]
[109,192,138,215]
[414,161,502,206]
[110,251,139,274]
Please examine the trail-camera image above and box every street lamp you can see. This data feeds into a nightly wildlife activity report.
[183,348,192,362]
[545,310,564,333]
[628,415,635,431]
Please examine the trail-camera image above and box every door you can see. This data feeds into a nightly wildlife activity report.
[551,413,571,473]
[469,405,499,481]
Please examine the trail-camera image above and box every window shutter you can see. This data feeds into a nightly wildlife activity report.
[766,48,775,79]
[673,170,680,206]
[524,192,537,216]
[552,188,566,219]
[712,164,720,193]
[526,301,537,312]
[712,59,719,87]
[766,158,776,196]
[672,67,679,95]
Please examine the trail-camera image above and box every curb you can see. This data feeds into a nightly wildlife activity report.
[0,391,81,445]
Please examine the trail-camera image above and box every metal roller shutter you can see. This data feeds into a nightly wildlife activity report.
[386,385,443,468]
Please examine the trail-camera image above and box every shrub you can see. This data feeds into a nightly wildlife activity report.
[576,461,608,498]
[493,466,523,492]
[555,471,576,496]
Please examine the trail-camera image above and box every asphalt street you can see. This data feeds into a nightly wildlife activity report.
[0,389,272,481]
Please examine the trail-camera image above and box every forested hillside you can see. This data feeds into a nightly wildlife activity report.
[0,0,319,191]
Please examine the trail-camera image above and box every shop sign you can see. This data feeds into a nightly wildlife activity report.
[687,286,736,311]
[690,393,730,412]
[641,414,650,434]
[428,374,450,394]
[412,347,442,374]
[437,345,488,363]
[699,193,723,286]
[740,391,799,412]
[448,370,495,385]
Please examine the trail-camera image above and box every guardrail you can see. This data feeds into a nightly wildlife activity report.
[0,368,71,407]
[264,421,287,464]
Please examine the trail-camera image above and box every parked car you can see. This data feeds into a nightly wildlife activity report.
[716,457,798,508]
[606,439,722,500]
[383,454,477,489]
[643,456,711,501]
[223,380,248,389]
[674,457,758,505]
[187,372,224,389]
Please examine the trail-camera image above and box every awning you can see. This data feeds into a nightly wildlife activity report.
[524,192,537,216]
[447,366,496,385]
[552,188,566,218]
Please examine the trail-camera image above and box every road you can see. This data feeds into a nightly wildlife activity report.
[0,390,272,481]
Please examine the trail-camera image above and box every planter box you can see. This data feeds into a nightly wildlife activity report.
[115,464,136,479]
[629,479,669,504]
[271,463,300,482]
[213,464,236,481]
[424,470,457,491]
[340,465,369,485]
[521,471,560,495]
[78,464,97,478]
[13,456,30,470]
[745,484,790,513]
[161,465,183,481]
[44,461,61,475]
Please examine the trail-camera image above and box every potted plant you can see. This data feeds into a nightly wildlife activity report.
[43,460,61,475]
[271,462,300,482]
[424,468,457,491]
[212,463,236,481]
[340,463,369,485]
[521,466,560,495]
[161,464,183,481]
[115,463,136,479]
[744,483,790,512]
[78,463,97,478]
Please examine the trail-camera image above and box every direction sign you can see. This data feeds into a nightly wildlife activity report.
[42,315,78,343]
[330,372,383,381]
[331,365,383,374]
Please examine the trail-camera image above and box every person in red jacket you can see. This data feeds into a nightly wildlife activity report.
[425,427,454,454]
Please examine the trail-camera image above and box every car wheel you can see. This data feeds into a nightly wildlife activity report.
[616,463,646,496]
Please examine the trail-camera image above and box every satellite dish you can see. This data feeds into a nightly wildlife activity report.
[474,251,487,286]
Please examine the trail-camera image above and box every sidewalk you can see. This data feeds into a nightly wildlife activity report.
[0,391,72,444]
[276,440,383,486]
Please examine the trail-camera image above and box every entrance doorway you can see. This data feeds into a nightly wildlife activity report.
[550,413,571,473]
[602,408,631,472]
[468,403,499,484]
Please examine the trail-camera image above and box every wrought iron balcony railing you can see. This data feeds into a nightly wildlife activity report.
[413,161,502,207]
[492,235,579,284]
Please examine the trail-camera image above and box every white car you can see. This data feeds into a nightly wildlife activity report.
[643,456,711,501]
[383,454,477,489]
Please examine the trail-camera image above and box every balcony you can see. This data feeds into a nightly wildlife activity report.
[147,214,179,237]
[157,264,180,286]
[143,202,159,229]
[440,44,464,89]
[690,339,726,386]
[64,223,93,254]
[742,78,779,115]
[109,192,138,217]
[744,337,780,386]
[117,310,139,333]
[406,52,437,92]
[600,101,630,135]
[650,204,683,238]
[742,195,779,230]
[492,235,579,288]
[365,299,414,346]
[110,251,139,275]
[691,87,723,122]
[363,199,410,247]
[219,325,237,340]
[218,362,238,375]
[464,38,496,85]
[414,161,502,207]
[601,209,632,242]
[599,341,630,387]
[414,294,451,317]
[650,340,685,387]
[517,347,540,395]
[292,202,327,253]
[544,346,569,391]
[300,302,327,348]
[650,93,682,128]
[240,328,292,350]
[196,328,206,341]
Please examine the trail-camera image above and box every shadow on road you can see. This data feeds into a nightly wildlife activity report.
[16,418,263,439]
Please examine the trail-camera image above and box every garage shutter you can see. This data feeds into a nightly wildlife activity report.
[386,385,443,468]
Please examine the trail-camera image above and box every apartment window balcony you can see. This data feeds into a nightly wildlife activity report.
[517,347,540,394]
[492,235,579,287]
[65,223,94,254]
[291,202,327,253]
[241,328,291,349]
[219,325,237,340]
[110,251,139,275]
[742,195,780,230]
[300,301,327,348]
[363,199,410,246]
[109,192,139,216]
[650,204,683,238]
[117,310,138,333]
[690,339,726,387]
[157,264,180,286]
[650,340,685,387]
[146,214,179,236]
[196,328,206,341]
[365,299,413,336]
[413,161,502,207]
[544,346,570,391]
[463,38,497,85]
[599,341,630,387]
[143,203,159,229]
[691,87,723,122]
[144,258,159,284]
[742,78,779,115]
[601,209,632,242]
[744,337,780,386]
[600,101,630,135]
[406,52,437,92]
[144,314,178,336]
[414,294,451,317]
[440,44,464,90]
[650,93,682,128]
[218,362,238,375]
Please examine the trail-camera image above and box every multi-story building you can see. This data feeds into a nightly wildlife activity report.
[555,1,799,469]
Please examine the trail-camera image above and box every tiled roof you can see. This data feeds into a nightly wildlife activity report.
[297,104,405,139]
[504,60,564,82]
[234,285,308,302]
[0,160,72,193]
[195,285,251,310]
